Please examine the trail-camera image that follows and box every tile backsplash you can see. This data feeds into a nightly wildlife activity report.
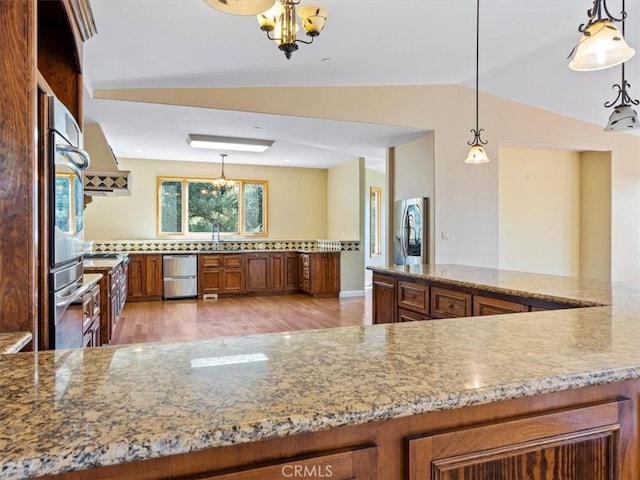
[91,239,360,253]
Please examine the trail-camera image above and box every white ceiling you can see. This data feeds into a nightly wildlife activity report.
[82,0,640,171]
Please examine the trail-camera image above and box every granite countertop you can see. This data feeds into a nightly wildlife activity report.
[83,273,103,286]
[0,332,32,354]
[101,249,338,255]
[4,264,640,478]
[83,258,125,270]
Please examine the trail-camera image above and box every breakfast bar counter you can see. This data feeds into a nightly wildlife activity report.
[3,265,640,478]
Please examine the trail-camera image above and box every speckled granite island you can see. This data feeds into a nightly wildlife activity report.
[3,265,640,479]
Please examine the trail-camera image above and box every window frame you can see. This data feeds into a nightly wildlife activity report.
[157,176,268,238]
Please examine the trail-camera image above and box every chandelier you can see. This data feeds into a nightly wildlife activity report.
[257,0,328,59]
[568,0,635,71]
[213,154,236,194]
[465,0,489,164]
[604,0,639,131]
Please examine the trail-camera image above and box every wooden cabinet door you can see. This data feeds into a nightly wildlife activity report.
[197,445,377,480]
[126,255,146,300]
[372,274,397,324]
[398,307,430,323]
[283,252,299,292]
[269,253,284,292]
[246,254,269,293]
[221,255,245,294]
[145,254,163,298]
[409,400,632,480]
[398,281,429,315]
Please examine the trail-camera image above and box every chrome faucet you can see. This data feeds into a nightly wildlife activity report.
[211,220,222,249]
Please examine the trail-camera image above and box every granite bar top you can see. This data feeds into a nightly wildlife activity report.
[4,264,640,478]
[0,332,32,354]
[368,263,634,307]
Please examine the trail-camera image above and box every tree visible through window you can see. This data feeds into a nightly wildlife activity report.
[158,177,267,237]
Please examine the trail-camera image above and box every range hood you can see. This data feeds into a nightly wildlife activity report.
[83,123,132,196]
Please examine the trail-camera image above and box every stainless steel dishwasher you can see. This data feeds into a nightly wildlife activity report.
[163,254,198,299]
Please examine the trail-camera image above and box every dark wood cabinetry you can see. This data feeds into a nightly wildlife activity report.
[196,445,378,479]
[86,261,128,345]
[373,274,397,324]
[283,252,299,293]
[200,254,246,296]
[245,252,295,294]
[408,399,632,479]
[81,283,100,348]
[372,272,584,325]
[127,254,162,301]
[0,0,94,348]
[299,252,340,298]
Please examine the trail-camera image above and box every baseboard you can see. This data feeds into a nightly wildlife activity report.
[339,290,366,298]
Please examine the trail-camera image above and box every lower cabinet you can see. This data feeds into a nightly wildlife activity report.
[246,252,297,294]
[127,254,162,301]
[408,400,632,479]
[200,254,246,296]
[372,274,397,324]
[81,283,101,348]
[299,252,340,298]
[372,272,582,325]
[196,445,378,480]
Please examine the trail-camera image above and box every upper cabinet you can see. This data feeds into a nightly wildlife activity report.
[37,0,96,121]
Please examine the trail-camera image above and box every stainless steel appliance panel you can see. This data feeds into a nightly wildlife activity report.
[163,254,198,299]
[394,197,428,266]
[163,277,198,299]
[163,254,197,277]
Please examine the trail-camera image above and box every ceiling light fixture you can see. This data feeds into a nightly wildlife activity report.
[188,134,273,153]
[604,0,639,131]
[568,0,635,71]
[203,0,276,16]
[257,0,328,59]
[212,154,236,194]
[465,0,489,165]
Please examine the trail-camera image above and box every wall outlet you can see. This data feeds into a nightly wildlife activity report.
[441,231,450,240]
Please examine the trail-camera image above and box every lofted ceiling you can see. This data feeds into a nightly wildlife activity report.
[82,0,640,171]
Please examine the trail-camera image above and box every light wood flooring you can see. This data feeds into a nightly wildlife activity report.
[110,293,371,345]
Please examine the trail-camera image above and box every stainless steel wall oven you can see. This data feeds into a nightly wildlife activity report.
[48,96,91,349]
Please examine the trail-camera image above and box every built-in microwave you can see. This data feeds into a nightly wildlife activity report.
[49,96,89,270]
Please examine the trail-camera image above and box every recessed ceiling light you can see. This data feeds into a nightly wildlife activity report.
[187,134,274,153]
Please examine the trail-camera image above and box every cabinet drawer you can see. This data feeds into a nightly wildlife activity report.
[198,445,377,479]
[223,255,243,268]
[398,307,430,323]
[302,265,310,280]
[398,281,429,314]
[202,255,222,268]
[301,254,310,266]
[431,287,472,318]
[473,295,529,316]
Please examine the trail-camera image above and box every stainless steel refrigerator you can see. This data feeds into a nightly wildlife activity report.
[394,197,428,265]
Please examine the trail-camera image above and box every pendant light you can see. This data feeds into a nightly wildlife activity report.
[203,0,276,16]
[212,154,236,195]
[569,0,635,72]
[465,0,489,165]
[604,0,639,131]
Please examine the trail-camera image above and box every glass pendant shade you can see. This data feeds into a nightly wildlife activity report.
[257,1,284,30]
[569,20,635,71]
[465,145,490,164]
[604,104,640,131]
[204,0,276,16]
[298,6,328,36]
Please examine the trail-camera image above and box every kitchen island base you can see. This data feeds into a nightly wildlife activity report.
[38,379,638,480]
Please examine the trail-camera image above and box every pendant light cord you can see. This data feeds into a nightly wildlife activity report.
[475,0,480,133]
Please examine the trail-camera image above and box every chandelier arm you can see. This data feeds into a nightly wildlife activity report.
[604,84,624,108]
[295,37,314,45]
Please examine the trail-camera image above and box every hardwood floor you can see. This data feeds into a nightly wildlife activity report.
[110,293,371,345]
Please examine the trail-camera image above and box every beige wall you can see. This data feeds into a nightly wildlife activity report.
[499,147,581,276]
[84,157,328,240]
[327,158,365,293]
[580,151,611,281]
[327,158,361,240]
[95,84,640,281]
[394,133,435,263]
